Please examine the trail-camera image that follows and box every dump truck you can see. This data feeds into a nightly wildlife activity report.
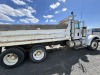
[0,12,100,69]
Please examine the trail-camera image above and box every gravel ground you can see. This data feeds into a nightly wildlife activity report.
[0,45,100,75]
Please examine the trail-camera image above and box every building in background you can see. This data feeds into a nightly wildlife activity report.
[92,28,100,32]
[88,28,100,37]
[92,28,100,37]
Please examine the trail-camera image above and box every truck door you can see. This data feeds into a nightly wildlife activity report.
[73,22,82,39]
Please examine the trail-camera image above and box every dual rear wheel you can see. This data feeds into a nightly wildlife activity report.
[29,45,47,62]
[0,45,47,69]
[0,48,25,69]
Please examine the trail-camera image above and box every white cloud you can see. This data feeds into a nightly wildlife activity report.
[0,14,15,22]
[20,19,29,23]
[12,0,26,5]
[43,15,54,19]
[55,11,60,14]
[45,19,56,23]
[50,2,60,9]
[19,6,36,18]
[26,18,39,23]
[50,19,56,22]
[20,18,39,23]
[55,8,67,14]
[0,22,10,24]
[59,0,66,3]
[45,19,49,22]
[0,4,39,23]
[62,8,67,11]
[43,15,55,23]
[27,0,33,2]
[0,4,36,17]
[0,4,25,17]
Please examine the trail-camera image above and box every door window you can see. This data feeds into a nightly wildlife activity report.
[75,23,80,29]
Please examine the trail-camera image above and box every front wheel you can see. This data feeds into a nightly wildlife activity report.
[87,39,99,51]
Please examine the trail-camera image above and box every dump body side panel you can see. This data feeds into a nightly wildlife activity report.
[0,29,70,47]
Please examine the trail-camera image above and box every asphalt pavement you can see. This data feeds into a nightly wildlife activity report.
[0,46,100,75]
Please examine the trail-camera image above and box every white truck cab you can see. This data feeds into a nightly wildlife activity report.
[66,12,100,49]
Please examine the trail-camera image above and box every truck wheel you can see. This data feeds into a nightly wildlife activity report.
[0,48,25,69]
[29,45,47,63]
[88,39,99,51]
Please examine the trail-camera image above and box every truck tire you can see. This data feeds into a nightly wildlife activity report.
[29,45,47,63]
[0,48,25,69]
[88,39,99,51]
[15,46,26,59]
[7,46,26,58]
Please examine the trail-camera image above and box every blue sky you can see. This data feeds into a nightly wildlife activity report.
[0,0,100,28]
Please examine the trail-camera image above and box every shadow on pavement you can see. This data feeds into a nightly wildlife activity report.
[0,48,100,75]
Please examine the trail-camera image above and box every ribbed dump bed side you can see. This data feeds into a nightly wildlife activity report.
[0,25,67,31]
[0,25,68,47]
[0,29,67,42]
[0,29,68,47]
